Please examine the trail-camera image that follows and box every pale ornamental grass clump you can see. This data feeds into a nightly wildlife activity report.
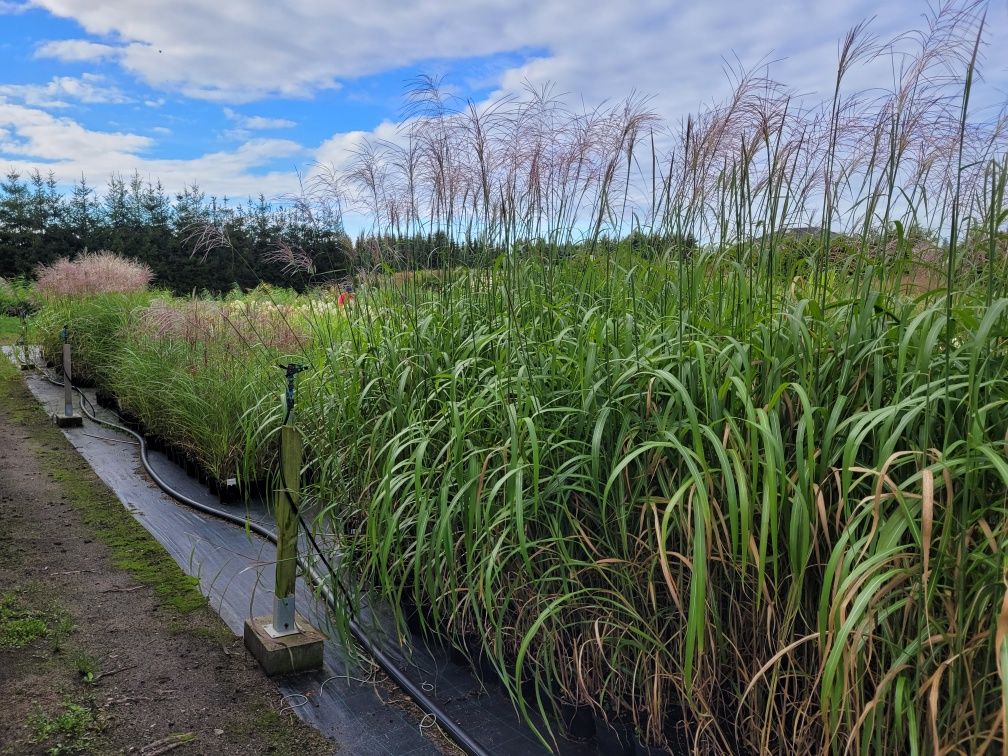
[34,252,154,299]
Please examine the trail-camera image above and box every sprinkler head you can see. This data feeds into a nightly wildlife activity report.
[277,362,310,381]
[277,363,310,423]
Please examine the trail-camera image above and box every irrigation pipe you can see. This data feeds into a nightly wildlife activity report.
[39,369,493,756]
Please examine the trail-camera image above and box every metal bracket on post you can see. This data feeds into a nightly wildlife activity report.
[280,362,309,425]
[265,596,298,638]
[15,307,34,370]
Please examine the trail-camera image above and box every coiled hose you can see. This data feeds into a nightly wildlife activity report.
[43,371,492,756]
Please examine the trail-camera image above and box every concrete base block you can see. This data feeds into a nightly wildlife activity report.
[243,614,324,675]
[55,414,83,428]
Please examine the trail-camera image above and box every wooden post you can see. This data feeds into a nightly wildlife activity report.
[62,342,73,417]
[243,364,322,672]
[56,338,82,428]
[270,423,302,636]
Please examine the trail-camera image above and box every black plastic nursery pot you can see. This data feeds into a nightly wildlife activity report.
[461,633,506,691]
[448,641,470,667]
[239,477,270,499]
[594,715,638,756]
[94,387,117,410]
[140,430,244,507]
[634,737,674,756]
[401,597,422,635]
[597,712,687,756]
[85,386,263,509]
[515,676,597,743]
[661,704,692,756]
[408,602,670,753]
[400,592,438,639]
[117,410,142,433]
[67,374,96,389]
[209,475,242,505]
[559,701,596,742]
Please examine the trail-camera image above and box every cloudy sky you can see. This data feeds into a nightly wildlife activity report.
[0,0,1005,201]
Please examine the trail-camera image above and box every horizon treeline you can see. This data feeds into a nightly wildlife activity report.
[0,168,703,294]
[0,169,356,294]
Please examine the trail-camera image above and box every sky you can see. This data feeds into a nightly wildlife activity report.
[0,0,1005,205]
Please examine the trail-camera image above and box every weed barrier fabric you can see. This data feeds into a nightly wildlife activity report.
[16,365,600,756]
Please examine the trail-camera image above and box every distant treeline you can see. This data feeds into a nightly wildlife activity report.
[0,169,701,294]
[0,170,353,294]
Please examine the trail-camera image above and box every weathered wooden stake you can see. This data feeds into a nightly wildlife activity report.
[56,329,83,428]
[270,423,302,636]
[243,367,323,674]
[62,342,74,417]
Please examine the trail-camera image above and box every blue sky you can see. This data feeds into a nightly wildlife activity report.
[0,0,1005,203]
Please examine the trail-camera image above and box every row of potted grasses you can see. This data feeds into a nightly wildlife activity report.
[32,289,304,482]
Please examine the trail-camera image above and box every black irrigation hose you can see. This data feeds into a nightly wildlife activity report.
[41,369,492,756]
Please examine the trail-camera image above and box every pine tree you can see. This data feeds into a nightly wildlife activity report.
[0,171,31,277]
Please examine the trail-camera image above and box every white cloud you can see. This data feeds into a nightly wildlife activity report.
[34,39,121,62]
[223,108,295,130]
[4,0,1004,214]
[314,119,398,169]
[23,0,569,101]
[0,1,29,13]
[0,99,150,160]
[0,100,308,197]
[29,0,1005,111]
[0,73,128,109]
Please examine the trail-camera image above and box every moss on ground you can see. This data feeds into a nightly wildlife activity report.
[41,449,207,613]
[0,592,50,649]
[166,618,233,644]
[222,703,322,753]
[30,696,106,755]
[0,588,74,651]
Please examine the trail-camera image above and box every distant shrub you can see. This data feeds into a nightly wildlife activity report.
[228,281,303,305]
[35,252,153,298]
[0,276,34,315]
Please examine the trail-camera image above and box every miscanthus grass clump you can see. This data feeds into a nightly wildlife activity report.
[35,251,153,299]
[292,4,1008,752]
[299,251,1007,753]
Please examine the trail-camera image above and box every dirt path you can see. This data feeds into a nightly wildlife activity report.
[0,356,335,755]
